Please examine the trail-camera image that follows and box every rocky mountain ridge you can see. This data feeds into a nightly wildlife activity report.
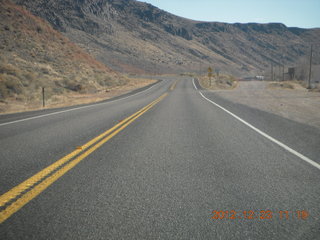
[14,0,320,76]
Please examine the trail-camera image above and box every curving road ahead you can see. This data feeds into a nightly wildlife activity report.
[0,77,319,239]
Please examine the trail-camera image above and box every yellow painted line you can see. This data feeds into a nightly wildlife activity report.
[0,96,160,208]
[0,93,167,223]
[170,80,179,91]
[0,93,167,220]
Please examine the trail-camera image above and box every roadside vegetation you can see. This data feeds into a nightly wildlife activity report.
[268,80,320,92]
[198,73,238,90]
[0,1,133,114]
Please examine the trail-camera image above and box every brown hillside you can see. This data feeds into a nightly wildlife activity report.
[0,0,128,110]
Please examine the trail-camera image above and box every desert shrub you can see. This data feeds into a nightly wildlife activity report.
[269,82,294,89]
[0,82,9,99]
[64,80,83,92]
[226,80,233,86]
[118,77,128,86]
[43,55,55,62]
[0,73,23,97]
[4,25,11,31]
[52,87,64,94]
[40,67,49,74]
[36,26,42,33]
[0,63,20,76]
[22,72,36,82]
[96,75,112,86]
[4,75,23,94]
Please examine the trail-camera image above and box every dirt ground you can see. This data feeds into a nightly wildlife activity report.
[0,78,156,115]
[212,81,320,129]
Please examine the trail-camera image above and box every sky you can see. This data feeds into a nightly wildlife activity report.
[142,0,320,28]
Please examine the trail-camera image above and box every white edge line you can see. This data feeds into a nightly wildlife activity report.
[0,80,162,127]
[192,78,320,170]
[192,77,198,90]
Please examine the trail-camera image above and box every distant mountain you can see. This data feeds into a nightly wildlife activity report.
[0,0,127,104]
[13,0,320,76]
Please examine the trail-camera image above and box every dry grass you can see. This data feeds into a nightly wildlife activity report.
[0,0,136,114]
[310,85,320,92]
[268,82,295,90]
[198,74,238,90]
[268,81,309,90]
[0,78,156,114]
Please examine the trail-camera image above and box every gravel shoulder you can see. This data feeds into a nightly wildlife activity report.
[211,81,320,129]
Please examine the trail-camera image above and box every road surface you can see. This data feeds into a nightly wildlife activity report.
[0,77,319,239]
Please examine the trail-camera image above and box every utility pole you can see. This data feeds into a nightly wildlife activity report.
[282,53,285,82]
[271,62,274,81]
[42,87,45,108]
[308,45,313,89]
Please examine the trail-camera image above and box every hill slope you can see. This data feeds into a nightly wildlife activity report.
[0,0,127,110]
[13,0,320,76]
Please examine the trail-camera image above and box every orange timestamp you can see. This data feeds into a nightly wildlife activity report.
[211,210,310,220]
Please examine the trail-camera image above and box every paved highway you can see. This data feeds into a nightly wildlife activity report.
[0,77,319,239]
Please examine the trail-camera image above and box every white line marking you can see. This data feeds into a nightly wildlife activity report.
[192,78,198,90]
[0,81,162,127]
[192,78,320,170]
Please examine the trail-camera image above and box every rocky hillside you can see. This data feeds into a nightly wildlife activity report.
[0,0,127,105]
[13,0,320,76]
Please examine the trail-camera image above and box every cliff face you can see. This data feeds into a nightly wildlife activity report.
[14,0,320,75]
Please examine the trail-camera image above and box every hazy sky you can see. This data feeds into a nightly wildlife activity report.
[142,0,320,28]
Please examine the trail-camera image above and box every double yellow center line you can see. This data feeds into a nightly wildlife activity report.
[0,92,168,223]
[170,80,179,91]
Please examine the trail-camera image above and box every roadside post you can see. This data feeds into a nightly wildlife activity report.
[42,87,45,107]
[208,67,213,86]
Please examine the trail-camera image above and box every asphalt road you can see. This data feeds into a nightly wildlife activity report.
[0,77,319,239]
